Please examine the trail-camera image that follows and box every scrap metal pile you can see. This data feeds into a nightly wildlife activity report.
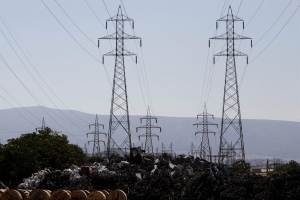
[16,154,300,200]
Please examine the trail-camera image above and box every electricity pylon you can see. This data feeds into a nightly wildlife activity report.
[193,103,218,162]
[99,6,141,157]
[209,6,252,164]
[87,114,106,157]
[36,117,45,132]
[188,142,201,157]
[161,142,175,157]
[136,106,161,155]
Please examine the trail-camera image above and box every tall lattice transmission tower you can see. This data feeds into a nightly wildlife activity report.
[86,115,106,157]
[188,142,201,158]
[99,6,141,157]
[193,103,218,162]
[36,117,45,132]
[136,106,161,155]
[209,6,252,164]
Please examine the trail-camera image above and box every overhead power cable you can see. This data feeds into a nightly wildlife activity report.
[245,0,265,28]
[0,26,89,132]
[0,10,91,114]
[0,85,41,122]
[236,0,244,16]
[84,0,105,28]
[120,0,156,116]
[253,0,293,46]
[0,54,85,143]
[0,92,37,127]
[41,0,101,63]
[250,5,299,63]
[0,15,90,126]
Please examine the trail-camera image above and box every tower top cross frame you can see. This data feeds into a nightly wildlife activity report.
[209,6,252,164]
[99,6,141,157]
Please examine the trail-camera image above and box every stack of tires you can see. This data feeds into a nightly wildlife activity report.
[0,189,127,200]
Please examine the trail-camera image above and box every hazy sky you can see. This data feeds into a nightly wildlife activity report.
[0,0,299,125]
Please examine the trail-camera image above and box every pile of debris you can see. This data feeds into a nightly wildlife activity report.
[16,154,300,199]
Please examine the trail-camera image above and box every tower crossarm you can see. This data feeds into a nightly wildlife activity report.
[214,49,248,57]
[197,112,214,119]
[216,6,243,22]
[138,133,159,140]
[99,32,141,40]
[213,49,249,64]
[193,122,218,128]
[136,125,161,132]
[195,130,216,136]
[140,116,158,123]
[106,12,134,22]
[103,49,137,57]
[89,123,104,129]
[210,32,251,40]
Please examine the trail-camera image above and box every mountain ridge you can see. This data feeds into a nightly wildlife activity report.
[0,106,299,162]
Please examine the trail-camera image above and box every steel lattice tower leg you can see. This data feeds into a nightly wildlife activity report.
[209,6,252,164]
[36,117,45,132]
[99,6,141,157]
[136,106,161,155]
[193,103,218,162]
[87,115,106,157]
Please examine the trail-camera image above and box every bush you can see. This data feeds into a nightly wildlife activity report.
[0,127,87,188]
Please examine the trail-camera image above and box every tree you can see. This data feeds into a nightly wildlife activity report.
[230,159,251,174]
[0,127,87,188]
[274,160,300,172]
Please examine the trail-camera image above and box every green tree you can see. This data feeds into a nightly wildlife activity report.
[230,159,251,174]
[274,160,300,172]
[0,127,87,188]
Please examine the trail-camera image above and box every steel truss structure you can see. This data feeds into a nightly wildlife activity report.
[87,114,106,157]
[99,6,141,157]
[193,103,218,162]
[209,6,252,164]
[136,106,161,155]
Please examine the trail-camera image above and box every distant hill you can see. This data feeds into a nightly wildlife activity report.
[0,106,299,162]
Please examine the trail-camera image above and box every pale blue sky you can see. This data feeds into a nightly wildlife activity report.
[0,0,299,124]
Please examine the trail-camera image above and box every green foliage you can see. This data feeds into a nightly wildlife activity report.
[87,156,104,163]
[274,160,300,172]
[230,159,251,174]
[0,127,87,188]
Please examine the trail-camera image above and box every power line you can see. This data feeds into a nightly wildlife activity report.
[0,93,37,127]
[120,0,153,112]
[0,10,91,114]
[245,0,265,28]
[119,1,170,143]
[55,0,96,47]
[253,0,293,46]
[236,0,244,16]
[0,85,41,122]
[250,5,299,63]
[0,54,85,143]
[0,26,88,131]
[0,14,90,126]
[41,0,102,63]
[84,0,106,28]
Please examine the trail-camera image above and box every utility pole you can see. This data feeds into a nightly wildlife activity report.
[266,159,269,176]
[193,103,218,162]
[209,6,252,164]
[99,6,141,157]
[161,142,166,153]
[36,117,45,132]
[136,106,161,155]
[87,115,106,157]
